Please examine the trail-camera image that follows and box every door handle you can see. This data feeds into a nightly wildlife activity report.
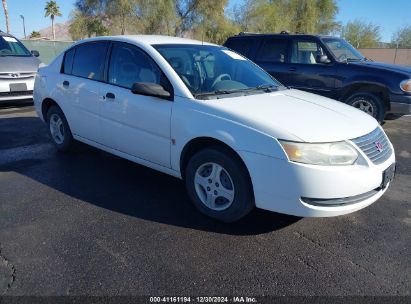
[63,80,70,87]
[105,92,115,100]
[289,67,297,72]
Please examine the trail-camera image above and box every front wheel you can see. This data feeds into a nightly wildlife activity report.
[185,147,254,222]
[345,91,385,123]
[46,106,74,152]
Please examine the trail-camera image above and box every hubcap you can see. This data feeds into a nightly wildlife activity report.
[49,113,65,144]
[352,99,375,116]
[194,162,235,211]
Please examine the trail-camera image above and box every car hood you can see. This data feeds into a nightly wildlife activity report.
[0,56,40,73]
[201,89,378,142]
[350,60,411,75]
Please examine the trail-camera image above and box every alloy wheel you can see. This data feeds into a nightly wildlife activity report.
[194,162,235,211]
[49,113,65,144]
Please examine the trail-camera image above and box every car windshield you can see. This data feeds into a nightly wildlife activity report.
[153,44,281,99]
[322,38,364,62]
[0,35,32,57]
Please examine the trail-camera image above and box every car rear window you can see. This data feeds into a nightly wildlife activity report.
[71,42,108,80]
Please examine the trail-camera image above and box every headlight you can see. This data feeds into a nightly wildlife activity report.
[279,140,358,166]
[400,79,411,92]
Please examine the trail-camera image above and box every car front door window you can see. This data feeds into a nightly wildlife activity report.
[108,43,161,89]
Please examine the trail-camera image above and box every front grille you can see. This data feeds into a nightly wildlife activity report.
[0,90,33,97]
[351,127,392,165]
[0,72,36,79]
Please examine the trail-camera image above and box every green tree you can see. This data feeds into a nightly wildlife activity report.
[45,1,62,40]
[30,31,41,38]
[106,0,138,35]
[192,0,239,44]
[68,0,239,43]
[235,0,339,35]
[342,20,381,48]
[392,25,411,48]
[69,10,108,40]
[139,0,178,35]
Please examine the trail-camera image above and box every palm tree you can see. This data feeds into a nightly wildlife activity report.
[1,0,10,33]
[44,0,62,40]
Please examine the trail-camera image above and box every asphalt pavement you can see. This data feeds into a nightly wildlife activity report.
[0,101,410,296]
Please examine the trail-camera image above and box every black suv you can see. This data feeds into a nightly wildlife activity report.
[224,32,411,122]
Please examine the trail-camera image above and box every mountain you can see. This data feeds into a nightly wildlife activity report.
[39,21,72,41]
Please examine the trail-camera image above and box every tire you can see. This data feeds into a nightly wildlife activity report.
[345,91,385,123]
[185,147,254,222]
[46,106,74,152]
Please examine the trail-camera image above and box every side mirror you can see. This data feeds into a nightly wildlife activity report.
[131,82,171,99]
[316,54,331,64]
[31,50,40,57]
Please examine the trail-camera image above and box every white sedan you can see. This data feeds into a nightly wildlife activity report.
[33,35,396,222]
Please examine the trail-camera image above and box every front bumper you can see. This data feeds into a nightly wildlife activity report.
[389,93,411,114]
[0,77,34,101]
[239,144,395,218]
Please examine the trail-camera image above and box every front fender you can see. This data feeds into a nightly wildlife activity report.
[170,99,288,172]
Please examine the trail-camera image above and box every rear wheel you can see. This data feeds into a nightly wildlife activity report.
[46,106,74,152]
[185,147,254,222]
[346,91,385,123]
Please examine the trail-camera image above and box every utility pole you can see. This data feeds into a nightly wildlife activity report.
[393,41,399,65]
[20,15,26,39]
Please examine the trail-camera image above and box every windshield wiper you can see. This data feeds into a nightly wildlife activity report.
[346,58,362,62]
[194,84,278,99]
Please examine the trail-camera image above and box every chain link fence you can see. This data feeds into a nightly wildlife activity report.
[21,40,74,65]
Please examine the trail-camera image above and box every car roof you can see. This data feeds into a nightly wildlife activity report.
[228,32,336,40]
[71,35,217,47]
[0,30,15,38]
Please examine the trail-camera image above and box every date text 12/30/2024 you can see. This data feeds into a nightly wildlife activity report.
[150,296,257,303]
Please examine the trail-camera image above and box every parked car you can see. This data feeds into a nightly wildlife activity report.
[0,30,41,102]
[34,35,395,222]
[224,32,411,122]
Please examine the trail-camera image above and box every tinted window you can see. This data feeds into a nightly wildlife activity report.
[225,39,252,57]
[108,43,161,89]
[72,42,108,80]
[256,39,288,63]
[291,40,325,64]
[62,48,75,74]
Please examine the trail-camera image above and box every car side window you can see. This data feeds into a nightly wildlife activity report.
[62,48,75,74]
[291,40,325,64]
[108,43,161,89]
[256,39,288,63]
[71,42,108,80]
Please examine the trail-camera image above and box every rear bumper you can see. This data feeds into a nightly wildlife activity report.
[389,94,411,114]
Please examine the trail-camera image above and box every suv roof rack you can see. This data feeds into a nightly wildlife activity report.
[237,32,260,36]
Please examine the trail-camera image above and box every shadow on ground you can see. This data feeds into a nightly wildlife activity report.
[0,116,300,236]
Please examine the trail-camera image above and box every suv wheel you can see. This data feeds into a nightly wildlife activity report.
[185,147,254,222]
[46,106,74,152]
[346,92,385,123]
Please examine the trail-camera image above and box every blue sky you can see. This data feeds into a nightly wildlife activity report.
[1,0,410,42]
